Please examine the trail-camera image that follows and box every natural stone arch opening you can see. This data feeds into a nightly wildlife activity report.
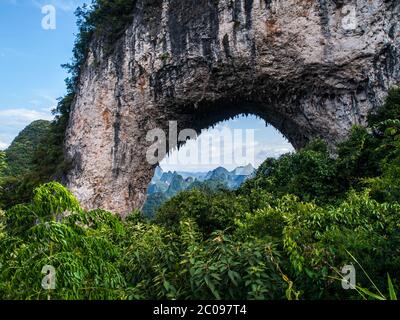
[157,113,293,173]
[142,114,294,218]
[65,0,399,216]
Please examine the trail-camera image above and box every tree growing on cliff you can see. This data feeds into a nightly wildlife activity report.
[0,151,6,188]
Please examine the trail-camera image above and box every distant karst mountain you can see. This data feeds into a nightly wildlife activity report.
[4,120,50,176]
[142,164,255,218]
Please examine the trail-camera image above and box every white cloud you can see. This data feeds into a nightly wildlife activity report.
[0,141,9,150]
[31,0,87,12]
[0,108,53,126]
[255,144,293,163]
[0,48,26,59]
[0,108,53,148]
[6,0,87,11]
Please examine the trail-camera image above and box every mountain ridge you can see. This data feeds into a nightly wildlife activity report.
[143,164,256,218]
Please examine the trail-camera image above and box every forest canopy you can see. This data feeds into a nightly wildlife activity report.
[1,87,400,300]
[1,0,399,300]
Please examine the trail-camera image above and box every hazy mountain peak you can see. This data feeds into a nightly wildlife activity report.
[232,163,255,176]
[145,164,258,217]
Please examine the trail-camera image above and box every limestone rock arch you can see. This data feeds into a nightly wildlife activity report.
[65,0,400,216]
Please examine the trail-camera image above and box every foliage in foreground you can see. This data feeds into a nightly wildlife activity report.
[1,88,400,299]
[0,183,290,300]
[1,181,399,300]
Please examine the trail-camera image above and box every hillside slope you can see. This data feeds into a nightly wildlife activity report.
[4,120,50,176]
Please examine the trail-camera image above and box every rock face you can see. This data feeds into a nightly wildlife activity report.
[65,0,400,216]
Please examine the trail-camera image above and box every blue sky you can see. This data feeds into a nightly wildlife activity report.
[0,0,294,170]
[0,0,86,148]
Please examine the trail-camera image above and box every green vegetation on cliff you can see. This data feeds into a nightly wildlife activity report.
[1,87,400,300]
[0,1,140,210]
[1,0,399,301]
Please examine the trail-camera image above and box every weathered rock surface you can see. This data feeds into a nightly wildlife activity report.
[65,0,400,216]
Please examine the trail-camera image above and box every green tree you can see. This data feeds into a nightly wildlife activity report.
[238,139,339,205]
[155,189,246,236]
[4,120,50,176]
[0,151,7,209]
[0,151,6,181]
[368,87,400,126]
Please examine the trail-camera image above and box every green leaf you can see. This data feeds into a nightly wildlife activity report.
[228,270,238,286]
[205,276,220,299]
[358,287,386,300]
[387,274,397,301]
